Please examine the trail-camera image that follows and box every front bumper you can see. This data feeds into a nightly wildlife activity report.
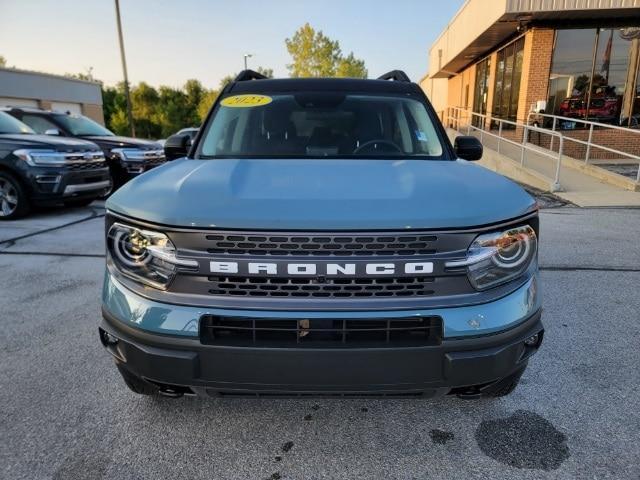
[27,166,111,204]
[101,273,543,396]
[101,306,541,397]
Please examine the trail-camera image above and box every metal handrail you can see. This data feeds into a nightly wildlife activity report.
[445,106,564,191]
[527,111,640,183]
[528,111,640,135]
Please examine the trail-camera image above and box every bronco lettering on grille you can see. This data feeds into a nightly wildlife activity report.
[209,261,434,276]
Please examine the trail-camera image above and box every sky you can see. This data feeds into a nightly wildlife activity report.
[0,0,464,89]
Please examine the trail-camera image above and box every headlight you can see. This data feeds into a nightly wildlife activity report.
[446,225,537,290]
[14,149,105,166]
[107,222,197,289]
[14,149,70,167]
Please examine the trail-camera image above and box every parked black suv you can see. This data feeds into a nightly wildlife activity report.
[4,107,166,192]
[0,111,110,219]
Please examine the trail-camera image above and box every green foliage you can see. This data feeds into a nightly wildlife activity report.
[101,77,252,139]
[109,109,130,136]
[0,55,7,67]
[336,53,368,79]
[65,72,97,82]
[184,79,205,126]
[197,89,220,122]
[97,62,278,139]
[285,23,366,78]
[256,66,274,78]
[155,86,190,138]
[218,74,235,90]
[130,82,160,138]
[101,83,128,135]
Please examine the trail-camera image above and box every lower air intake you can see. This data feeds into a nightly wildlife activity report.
[199,315,442,348]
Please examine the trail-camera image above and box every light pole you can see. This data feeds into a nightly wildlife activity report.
[114,0,135,137]
[243,53,253,70]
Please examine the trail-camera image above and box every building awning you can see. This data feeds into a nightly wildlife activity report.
[429,0,640,78]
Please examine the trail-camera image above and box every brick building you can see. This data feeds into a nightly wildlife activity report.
[423,0,640,158]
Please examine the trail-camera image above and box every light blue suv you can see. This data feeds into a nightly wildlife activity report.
[100,70,542,399]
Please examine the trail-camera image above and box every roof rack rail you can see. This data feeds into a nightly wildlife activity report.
[377,70,411,82]
[234,69,268,82]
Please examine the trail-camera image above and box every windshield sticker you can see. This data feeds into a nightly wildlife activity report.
[220,94,273,108]
[415,130,428,142]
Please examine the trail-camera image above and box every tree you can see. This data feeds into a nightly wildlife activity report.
[155,86,191,137]
[102,84,124,131]
[0,56,6,67]
[336,53,367,79]
[256,66,274,78]
[131,82,160,138]
[285,23,366,78]
[66,72,95,82]
[98,69,274,139]
[184,79,205,126]
[197,89,219,123]
[218,74,235,89]
[285,23,340,77]
[109,108,131,136]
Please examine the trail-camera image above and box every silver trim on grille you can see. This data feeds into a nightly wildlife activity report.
[64,179,111,194]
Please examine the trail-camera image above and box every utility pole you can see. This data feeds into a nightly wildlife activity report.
[114,0,135,137]
[244,53,253,70]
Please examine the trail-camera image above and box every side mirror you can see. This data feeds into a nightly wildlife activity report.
[454,136,483,161]
[45,128,61,136]
[164,133,192,161]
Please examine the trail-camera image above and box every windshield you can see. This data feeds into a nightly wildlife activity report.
[0,112,35,134]
[53,113,114,136]
[198,93,444,158]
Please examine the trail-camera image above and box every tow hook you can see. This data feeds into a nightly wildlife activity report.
[456,389,482,400]
[158,387,184,398]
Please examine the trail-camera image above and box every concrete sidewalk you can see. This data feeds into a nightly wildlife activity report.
[448,129,640,207]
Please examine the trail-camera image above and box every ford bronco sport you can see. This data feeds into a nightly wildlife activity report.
[100,70,543,398]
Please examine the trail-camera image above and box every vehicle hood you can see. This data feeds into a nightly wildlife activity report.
[0,134,100,151]
[80,135,161,150]
[107,158,537,230]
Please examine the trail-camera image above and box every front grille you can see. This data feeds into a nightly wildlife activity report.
[165,228,478,304]
[144,156,165,167]
[204,233,438,256]
[65,152,105,162]
[200,315,442,348]
[207,275,436,298]
[67,161,107,171]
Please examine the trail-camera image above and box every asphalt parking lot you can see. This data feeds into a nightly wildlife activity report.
[1,201,639,480]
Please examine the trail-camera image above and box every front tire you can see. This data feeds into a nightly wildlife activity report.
[101,170,115,198]
[0,172,30,220]
[116,363,158,395]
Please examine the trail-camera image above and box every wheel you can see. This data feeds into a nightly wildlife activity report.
[484,368,524,398]
[116,363,158,395]
[0,171,30,220]
[64,198,96,208]
[101,170,116,198]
